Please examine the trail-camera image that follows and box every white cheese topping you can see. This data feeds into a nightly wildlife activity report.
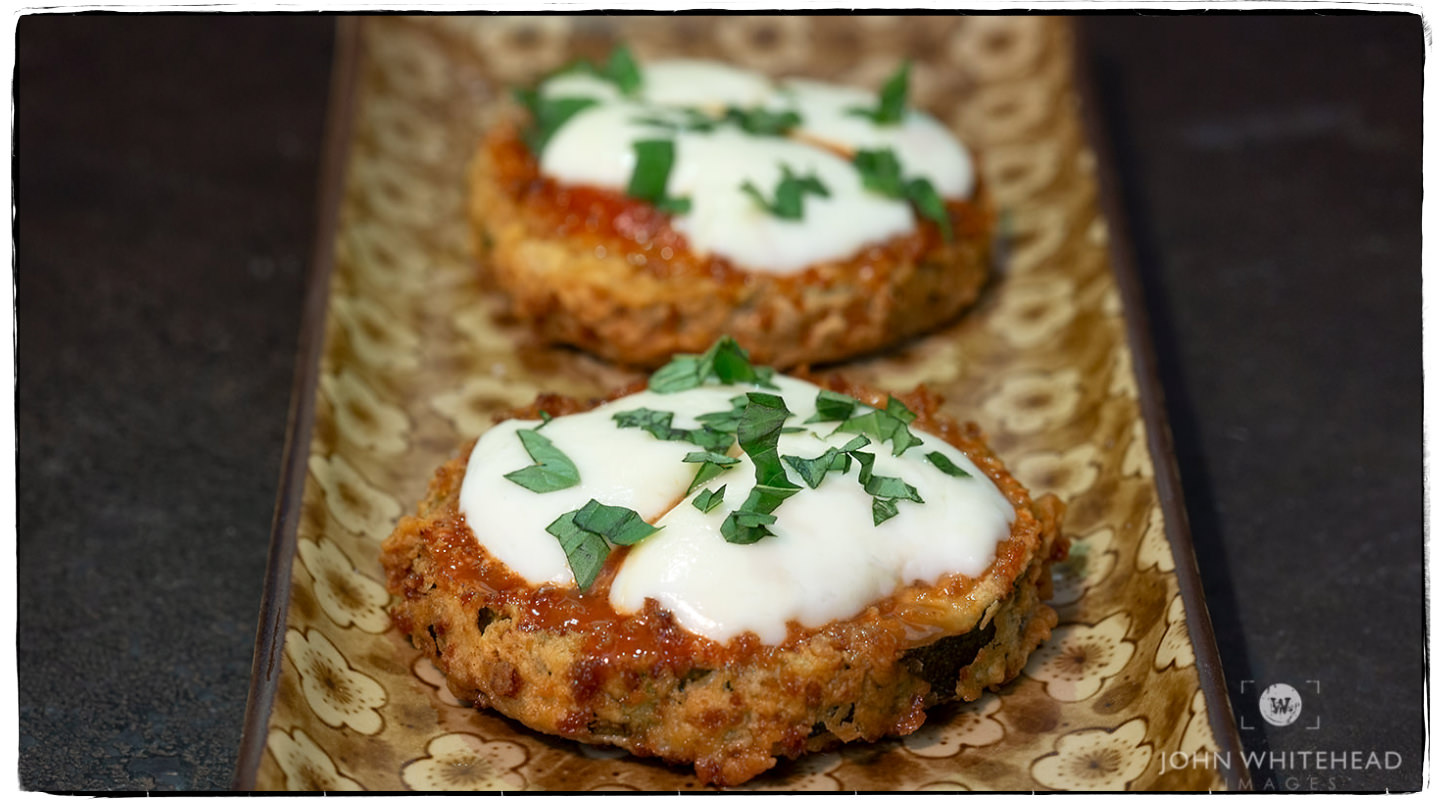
[458,374,1015,645]
[533,60,975,274]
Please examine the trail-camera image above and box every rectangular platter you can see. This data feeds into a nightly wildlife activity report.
[237,15,1245,791]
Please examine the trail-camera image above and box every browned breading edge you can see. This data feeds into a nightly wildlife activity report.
[469,124,995,370]
[381,379,1067,786]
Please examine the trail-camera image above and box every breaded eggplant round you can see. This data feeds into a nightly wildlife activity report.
[382,370,1065,786]
[469,59,995,369]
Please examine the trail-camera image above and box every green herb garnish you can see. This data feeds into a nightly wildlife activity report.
[691,485,727,514]
[547,44,642,97]
[852,147,907,197]
[627,139,691,214]
[545,499,661,591]
[782,435,869,489]
[695,394,751,433]
[514,91,599,153]
[632,105,800,136]
[502,428,581,492]
[926,451,973,478]
[721,485,798,545]
[682,450,740,494]
[885,396,918,424]
[847,60,911,125]
[852,147,955,242]
[871,497,901,525]
[648,336,776,394]
[572,499,661,546]
[545,511,609,591]
[724,106,801,136]
[905,177,954,243]
[604,45,643,96]
[832,396,921,456]
[741,165,831,220]
[721,393,802,544]
[612,407,733,454]
[630,108,720,133]
[804,390,862,424]
[850,449,924,525]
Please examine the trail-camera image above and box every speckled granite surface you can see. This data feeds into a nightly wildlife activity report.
[14,13,1423,792]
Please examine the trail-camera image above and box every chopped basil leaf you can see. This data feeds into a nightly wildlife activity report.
[741,165,831,220]
[605,45,642,96]
[853,148,907,198]
[613,406,677,440]
[612,407,733,454]
[652,195,693,215]
[515,93,599,153]
[683,450,740,493]
[885,396,917,424]
[544,44,641,96]
[648,336,777,393]
[695,395,750,433]
[872,497,901,525]
[833,406,921,456]
[572,498,661,546]
[503,428,581,492]
[720,394,802,544]
[783,446,853,489]
[627,139,690,213]
[724,106,801,136]
[849,447,923,524]
[804,389,862,424]
[846,61,911,125]
[863,472,924,503]
[691,485,727,514]
[685,426,735,454]
[737,392,800,490]
[721,484,798,544]
[546,498,661,591]
[850,148,955,243]
[545,510,608,591]
[926,451,972,478]
[906,177,954,243]
[648,355,705,394]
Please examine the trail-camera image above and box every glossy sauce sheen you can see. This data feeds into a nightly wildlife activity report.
[458,376,1016,645]
[534,60,976,273]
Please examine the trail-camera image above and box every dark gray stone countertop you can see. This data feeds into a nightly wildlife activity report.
[14,13,1424,793]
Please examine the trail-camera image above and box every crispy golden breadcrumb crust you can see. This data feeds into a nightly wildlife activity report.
[381,378,1066,786]
[469,124,995,370]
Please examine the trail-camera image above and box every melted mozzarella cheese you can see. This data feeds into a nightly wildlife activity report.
[532,60,975,274]
[777,77,975,199]
[666,131,915,273]
[641,59,774,109]
[459,375,1016,644]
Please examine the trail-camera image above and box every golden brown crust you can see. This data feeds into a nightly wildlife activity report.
[381,378,1066,786]
[469,124,995,370]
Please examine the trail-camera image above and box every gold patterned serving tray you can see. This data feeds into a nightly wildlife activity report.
[236,15,1244,791]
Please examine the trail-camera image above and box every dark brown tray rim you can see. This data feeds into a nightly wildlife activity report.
[1070,20,1249,792]
[233,15,1248,791]
[233,15,361,791]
